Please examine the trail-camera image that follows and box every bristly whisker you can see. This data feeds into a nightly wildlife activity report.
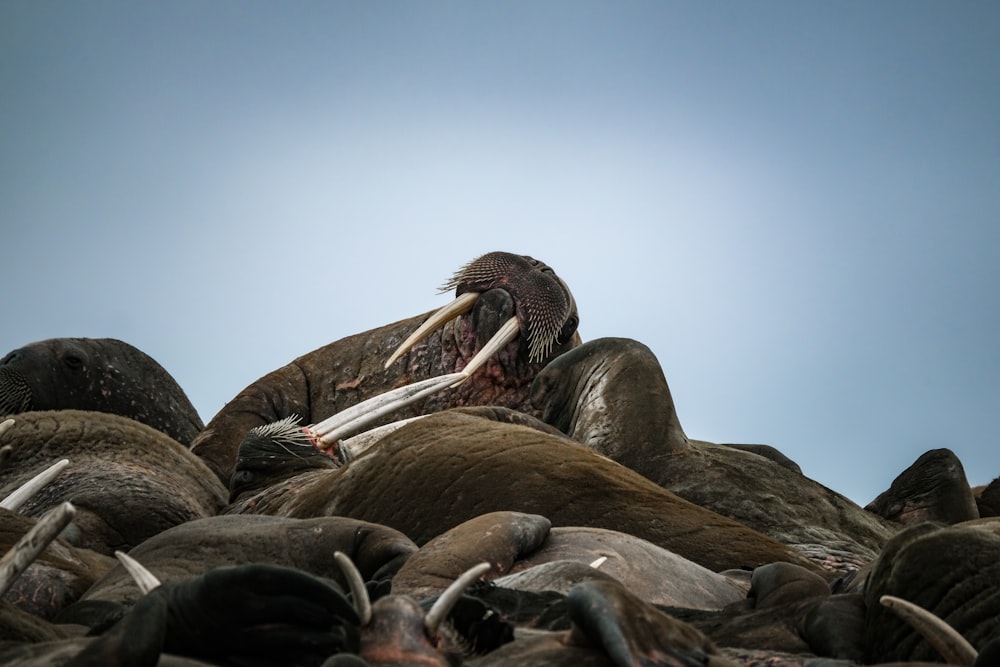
[247,415,314,451]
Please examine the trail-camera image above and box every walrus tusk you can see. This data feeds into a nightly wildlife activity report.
[0,501,76,598]
[114,550,161,594]
[384,292,480,369]
[0,459,70,511]
[879,594,978,665]
[0,418,15,439]
[333,551,372,626]
[451,315,521,385]
[306,372,467,449]
[337,416,427,462]
[424,561,492,636]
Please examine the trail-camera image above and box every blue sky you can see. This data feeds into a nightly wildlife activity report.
[2,1,998,506]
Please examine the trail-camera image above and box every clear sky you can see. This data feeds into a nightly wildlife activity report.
[2,1,998,507]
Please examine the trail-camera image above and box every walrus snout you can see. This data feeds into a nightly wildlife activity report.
[0,366,32,416]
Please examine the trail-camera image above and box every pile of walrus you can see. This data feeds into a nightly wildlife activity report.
[0,251,997,666]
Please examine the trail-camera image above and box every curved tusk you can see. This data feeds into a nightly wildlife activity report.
[385,292,480,369]
[425,561,492,636]
[880,594,978,665]
[589,556,608,569]
[0,459,70,511]
[333,551,372,626]
[453,316,521,385]
[338,415,428,462]
[0,418,15,439]
[307,372,466,448]
[114,550,161,594]
[0,501,76,598]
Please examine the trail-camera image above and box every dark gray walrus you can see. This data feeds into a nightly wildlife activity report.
[0,338,203,446]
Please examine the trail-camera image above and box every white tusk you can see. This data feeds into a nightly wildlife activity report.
[880,594,978,665]
[425,561,492,636]
[453,316,521,385]
[0,459,70,511]
[338,415,428,462]
[0,501,76,598]
[589,556,608,569]
[114,550,161,594]
[308,372,466,447]
[0,419,15,439]
[385,292,480,369]
[333,551,372,626]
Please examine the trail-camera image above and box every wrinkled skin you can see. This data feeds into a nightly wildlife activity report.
[863,519,1000,663]
[866,448,980,525]
[0,509,114,621]
[228,409,823,574]
[530,337,895,566]
[0,411,227,555]
[0,338,203,446]
[193,252,580,484]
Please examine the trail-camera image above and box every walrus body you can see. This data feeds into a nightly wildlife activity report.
[228,410,823,574]
[0,338,203,445]
[0,411,227,555]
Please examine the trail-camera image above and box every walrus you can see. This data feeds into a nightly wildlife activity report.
[75,514,416,611]
[390,510,747,610]
[529,337,896,565]
[227,408,825,575]
[0,411,227,555]
[866,448,980,525]
[863,519,1000,663]
[0,338,203,446]
[192,251,581,484]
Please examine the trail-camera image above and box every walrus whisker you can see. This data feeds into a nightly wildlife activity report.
[306,372,466,449]
[114,550,161,594]
[333,550,372,626]
[0,458,70,511]
[384,291,480,369]
[424,561,491,637]
[0,501,76,598]
[880,594,978,665]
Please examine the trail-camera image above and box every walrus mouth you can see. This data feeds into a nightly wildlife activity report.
[0,367,32,416]
[384,251,578,371]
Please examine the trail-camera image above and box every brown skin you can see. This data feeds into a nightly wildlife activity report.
[530,337,895,564]
[227,410,824,574]
[193,252,581,485]
[0,338,203,446]
[863,519,1000,663]
[866,447,980,525]
[0,411,227,556]
[0,510,114,621]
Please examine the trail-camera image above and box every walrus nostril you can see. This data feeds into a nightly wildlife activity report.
[0,367,32,416]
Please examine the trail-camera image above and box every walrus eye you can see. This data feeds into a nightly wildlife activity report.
[63,354,84,371]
